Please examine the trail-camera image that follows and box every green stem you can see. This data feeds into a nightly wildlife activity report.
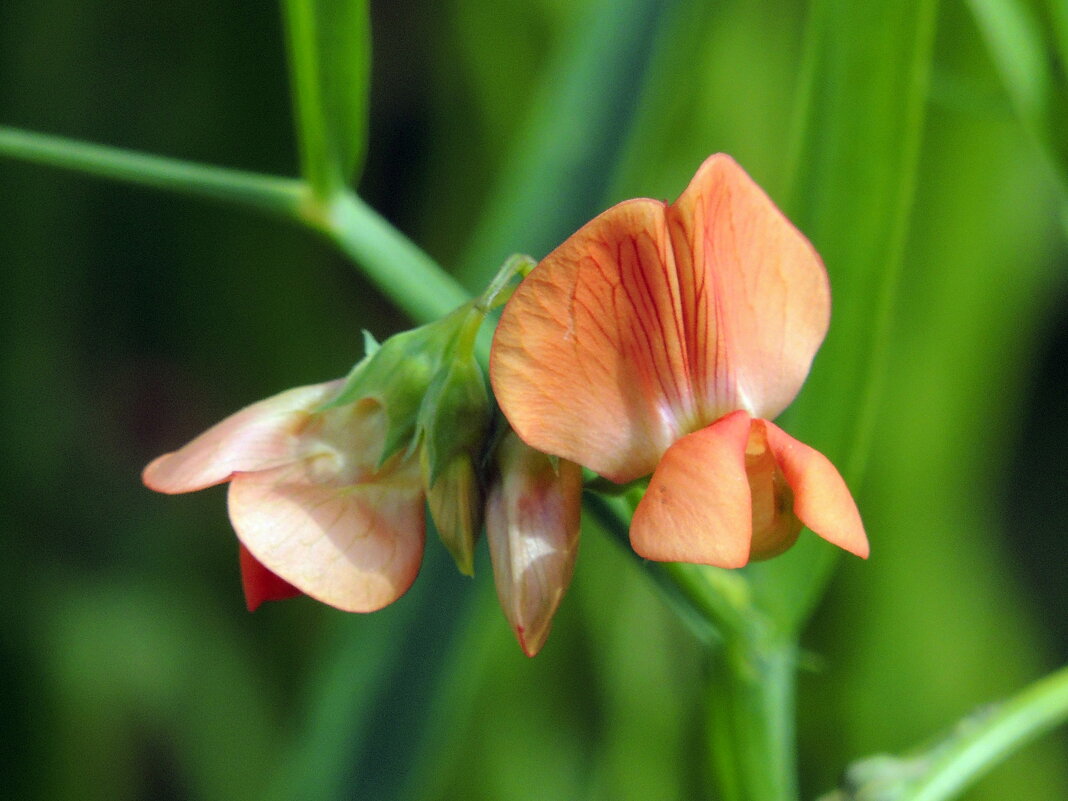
[820,663,1068,801]
[281,0,340,198]
[896,664,1068,801]
[0,125,466,326]
[708,638,798,801]
[585,492,798,801]
[0,125,305,217]
[318,191,469,324]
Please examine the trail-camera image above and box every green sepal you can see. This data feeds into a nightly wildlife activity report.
[417,352,490,486]
[361,329,380,357]
[326,320,452,464]
[424,450,483,576]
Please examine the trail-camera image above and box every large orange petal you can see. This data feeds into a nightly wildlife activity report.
[630,410,753,567]
[667,154,830,422]
[491,199,697,483]
[227,459,426,613]
[142,380,342,494]
[763,422,868,558]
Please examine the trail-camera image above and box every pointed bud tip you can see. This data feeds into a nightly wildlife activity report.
[516,624,548,658]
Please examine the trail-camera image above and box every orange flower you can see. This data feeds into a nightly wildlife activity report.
[490,154,867,567]
[143,381,426,611]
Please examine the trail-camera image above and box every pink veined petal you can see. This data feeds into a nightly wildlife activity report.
[491,199,696,484]
[763,421,868,559]
[666,154,831,422]
[227,459,426,613]
[238,542,302,611]
[142,380,343,494]
[486,431,583,657]
[631,410,754,567]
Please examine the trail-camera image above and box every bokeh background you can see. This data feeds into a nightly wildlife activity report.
[1,1,1066,799]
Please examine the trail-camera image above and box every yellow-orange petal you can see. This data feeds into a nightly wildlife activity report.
[227,461,426,613]
[630,410,753,567]
[763,421,868,559]
[142,380,343,494]
[238,542,302,611]
[667,154,830,422]
[491,199,695,484]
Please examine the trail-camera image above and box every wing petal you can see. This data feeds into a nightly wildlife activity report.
[238,542,302,611]
[630,410,753,567]
[764,422,868,558]
[227,459,425,613]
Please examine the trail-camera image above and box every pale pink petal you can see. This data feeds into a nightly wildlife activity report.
[631,410,753,567]
[486,431,583,657]
[238,543,302,611]
[667,154,830,421]
[763,422,868,558]
[227,459,426,613]
[491,199,696,484]
[142,380,343,494]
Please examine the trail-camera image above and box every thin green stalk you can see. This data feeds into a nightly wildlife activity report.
[281,0,339,198]
[820,664,1068,801]
[0,125,466,326]
[708,639,798,801]
[319,191,469,324]
[585,491,798,801]
[897,664,1068,801]
[0,125,304,217]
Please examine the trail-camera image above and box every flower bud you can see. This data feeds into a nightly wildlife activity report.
[486,430,582,657]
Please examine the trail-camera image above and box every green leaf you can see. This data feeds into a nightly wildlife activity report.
[966,0,1068,195]
[282,0,372,196]
[453,0,672,288]
[744,0,940,633]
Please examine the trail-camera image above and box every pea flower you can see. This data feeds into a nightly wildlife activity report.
[490,154,867,567]
[143,380,426,612]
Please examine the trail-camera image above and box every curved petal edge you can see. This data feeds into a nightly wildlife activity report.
[227,463,426,613]
[630,410,754,568]
[142,381,342,494]
[764,422,868,559]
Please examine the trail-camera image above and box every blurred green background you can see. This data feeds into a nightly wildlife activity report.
[1,1,1066,800]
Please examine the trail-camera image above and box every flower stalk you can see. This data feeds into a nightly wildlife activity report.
[707,636,798,801]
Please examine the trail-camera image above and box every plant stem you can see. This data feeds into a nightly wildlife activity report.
[0,125,467,326]
[317,191,469,324]
[708,637,798,801]
[0,125,304,217]
[585,492,799,801]
[818,663,1068,801]
[895,663,1068,801]
[281,0,339,198]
